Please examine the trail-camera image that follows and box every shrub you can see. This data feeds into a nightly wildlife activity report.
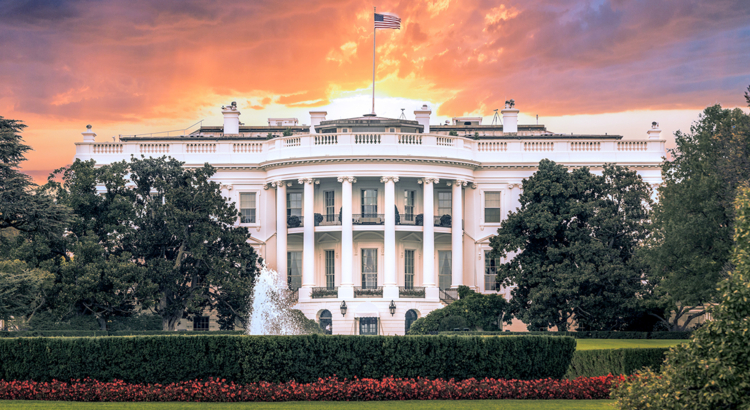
[313,213,323,226]
[415,213,424,226]
[408,288,508,334]
[449,130,458,136]
[439,214,451,227]
[0,375,622,402]
[612,187,750,409]
[0,330,246,338]
[394,205,400,225]
[0,335,575,383]
[436,331,692,339]
[439,315,467,331]
[287,215,300,228]
[565,348,670,379]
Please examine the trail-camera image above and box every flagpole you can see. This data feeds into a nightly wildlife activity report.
[371,6,376,115]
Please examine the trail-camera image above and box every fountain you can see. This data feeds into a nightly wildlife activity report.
[247,262,302,335]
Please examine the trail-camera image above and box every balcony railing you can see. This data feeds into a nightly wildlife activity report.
[353,214,385,225]
[439,289,458,305]
[354,286,383,298]
[316,214,342,226]
[399,286,426,298]
[311,287,338,299]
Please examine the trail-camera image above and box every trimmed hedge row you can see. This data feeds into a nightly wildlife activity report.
[565,348,670,379]
[0,335,576,384]
[439,331,692,339]
[0,330,245,338]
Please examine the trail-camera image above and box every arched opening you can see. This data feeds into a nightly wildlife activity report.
[319,309,332,334]
[405,309,419,333]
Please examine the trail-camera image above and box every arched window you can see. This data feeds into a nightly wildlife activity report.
[405,309,418,333]
[319,310,332,334]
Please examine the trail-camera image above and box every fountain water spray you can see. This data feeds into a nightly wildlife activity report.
[247,262,302,335]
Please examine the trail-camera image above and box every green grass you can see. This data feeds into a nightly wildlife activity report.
[574,339,682,350]
[0,400,616,410]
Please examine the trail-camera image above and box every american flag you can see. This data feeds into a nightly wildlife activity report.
[374,12,401,29]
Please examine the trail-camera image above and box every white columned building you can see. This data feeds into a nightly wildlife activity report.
[73,101,666,334]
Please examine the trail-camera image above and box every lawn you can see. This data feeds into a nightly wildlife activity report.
[0,400,617,410]
[574,339,683,350]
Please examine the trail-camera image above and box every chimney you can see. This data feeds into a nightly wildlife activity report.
[414,104,432,133]
[309,111,327,134]
[221,101,241,135]
[501,99,519,134]
[647,121,662,140]
[82,124,96,142]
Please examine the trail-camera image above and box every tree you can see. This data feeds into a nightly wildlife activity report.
[613,187,750,410]
[0,260,53,327]
[490,160,652,331]
[0,117,70,235]
[645,104,750,330]
[407,286,508,334]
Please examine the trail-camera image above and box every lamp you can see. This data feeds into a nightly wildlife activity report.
[389,300,396,316]
[340,300,348,317]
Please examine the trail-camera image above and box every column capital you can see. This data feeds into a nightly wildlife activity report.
[298,178,318,185]
[220,184,233,191]
[271,180,291,188]
[380,176,400,183]
[337,176,357,183]
[418,177,440,185]
[448,179,468,187]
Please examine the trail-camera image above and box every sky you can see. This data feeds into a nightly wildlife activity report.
[1,0,749,182]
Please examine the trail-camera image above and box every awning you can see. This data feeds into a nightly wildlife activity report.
[353,301,380,318]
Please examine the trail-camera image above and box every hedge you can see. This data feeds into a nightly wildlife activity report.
[0,335,575,384]
[565,348,670,379]
[438,331,692,339]
[0,330,246,338]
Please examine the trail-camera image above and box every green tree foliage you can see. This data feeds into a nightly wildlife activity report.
[613,187,750,410]
[0,260,53,327]
[0,117,70,236]
[50,157,260,330]
[490,160,652,331]
[407,286,508,334]
[645,104,750,330]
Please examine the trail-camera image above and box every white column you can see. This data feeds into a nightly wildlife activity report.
[338,176,355,299]
[382,176,399,299]
[273,180,288,288]
[300,178,316,299]
[421,178,439,300]
[451,180,466,288]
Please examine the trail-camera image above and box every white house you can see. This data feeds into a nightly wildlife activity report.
[74,101,666,335]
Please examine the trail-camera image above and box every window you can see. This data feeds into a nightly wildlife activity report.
[287,251,302,290]
[319,310,332,335]
[325,250,335,290]
[325,191,335,222]
[438,192,452,217]
[404,190,415,222]
[485,192,501,223]
[389,128,395,132]
[438,250,452,289]
[361,189,377,217]
[484,250,502,291]
[404,249,415,289]
[193,316,209,331]
[405,310,418,333]
[239,192,256,223]
[361,248,378,289]
[287,193,302,217]
[359,317,378,335]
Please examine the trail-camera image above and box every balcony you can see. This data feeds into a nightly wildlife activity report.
[354,286,383,298]
[353,214,385,225]
[311,287,338,299]
[399,286,426,298]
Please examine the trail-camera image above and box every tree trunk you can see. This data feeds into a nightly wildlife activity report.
[96,316,108,331]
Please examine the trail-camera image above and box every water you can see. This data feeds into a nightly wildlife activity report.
[247,263,302,335]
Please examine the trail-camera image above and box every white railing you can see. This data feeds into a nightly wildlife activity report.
[571,141,600,151]
[436,137,454,147]
[233,143,263,153]
[284,137,301,147]
[93,143,123,154]
[315,135,338,145]
[398,134,422,145]
[524,141,554,151]
[355,134,381,144]
[140,143,170,154]
[477,141,507,151]
[617,141,648,151]
[186,143,216,153]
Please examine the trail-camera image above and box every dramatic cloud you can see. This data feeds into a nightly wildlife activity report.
[1,0,749,177]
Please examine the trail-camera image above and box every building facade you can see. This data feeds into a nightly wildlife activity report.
[74,101,666,335]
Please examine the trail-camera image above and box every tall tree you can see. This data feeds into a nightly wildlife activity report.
[0,260,53,327]
[490,160,652,331]
[646,103,750,330]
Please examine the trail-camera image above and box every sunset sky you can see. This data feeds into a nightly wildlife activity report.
[2,0,750,182]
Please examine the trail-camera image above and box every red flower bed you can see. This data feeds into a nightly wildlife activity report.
[0,375,624,402]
